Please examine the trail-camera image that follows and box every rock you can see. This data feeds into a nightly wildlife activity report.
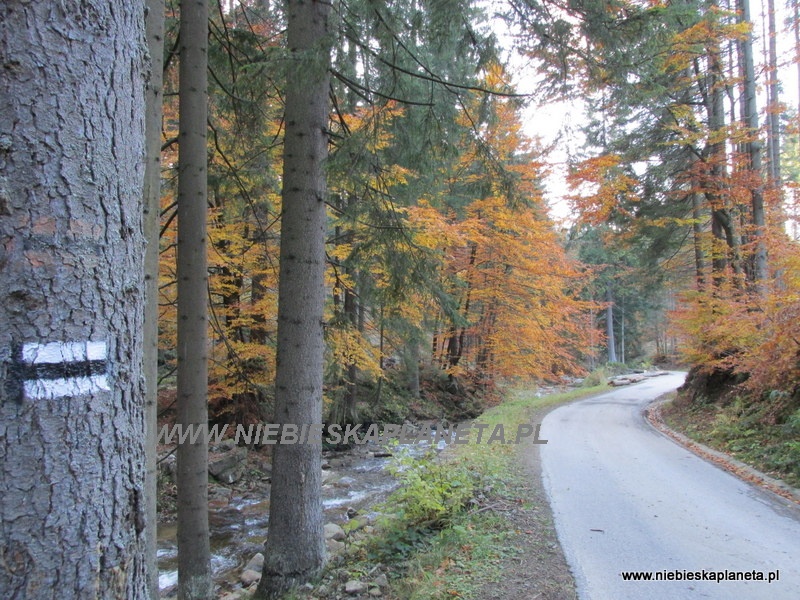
[326,539,346,555]
[243,552,264,572]
[240,568,261,586]
[369,588,382,597]
[218,438,237,452]
[324,523,346,541]
[158,452,177,479]
[345,580,368,595]
[208,446,248,483]
[373,574,389,588]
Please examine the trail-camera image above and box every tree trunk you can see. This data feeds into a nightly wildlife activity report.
[606,284,618,363]
[342,281,359,423]
[738,0,768,284]
[703,45,741,279]
[765,0,781,185]
[144,1,166,598]
[176,0,212,598]
[795,0,800,119]
[0,2,148,597]
[692,192,707,288]
[255,0,331,596]
[406,341,421,399]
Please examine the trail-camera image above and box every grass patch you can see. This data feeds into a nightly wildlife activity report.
[365,382,607,599]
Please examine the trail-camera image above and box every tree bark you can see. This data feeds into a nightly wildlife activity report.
[691,192,707,288]
[176,0,212,598]
[606,284,618,363]
[144,1,166,597]
[738,0,768,284]
[0,2,148,597]
[255,0,331,596]
[765,0,781,185]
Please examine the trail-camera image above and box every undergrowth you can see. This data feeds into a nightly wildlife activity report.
[353,381,607,599]
[663,390,800,489]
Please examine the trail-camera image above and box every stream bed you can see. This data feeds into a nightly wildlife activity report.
[157,442,431,597]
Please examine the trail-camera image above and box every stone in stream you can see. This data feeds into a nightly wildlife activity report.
[208,446,248,483]
[239,552,264,585]
[345,580,368,594]
[324,522,346,541]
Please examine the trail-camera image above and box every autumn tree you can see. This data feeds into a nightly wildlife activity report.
[0,1,149,596]
[518,0,797,399]
[408,65,597,384]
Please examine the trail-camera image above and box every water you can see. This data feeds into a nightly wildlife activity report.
[157,443,431,596]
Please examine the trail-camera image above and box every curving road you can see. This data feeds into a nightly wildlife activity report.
[540,372,800,600]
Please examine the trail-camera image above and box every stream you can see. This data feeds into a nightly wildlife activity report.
[157,441,431,597]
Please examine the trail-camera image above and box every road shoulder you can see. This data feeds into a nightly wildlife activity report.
[475,400,578,600]
[646,395,800,506]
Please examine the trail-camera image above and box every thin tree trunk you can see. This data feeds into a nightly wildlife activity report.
[795,0,800,119]
[692,192,707,288]
[606,284,618,363]
[255,0,331,596]
[765,0,781,184]
[703,46,740,279]
[0,2,148,596]
[176,0,212,597]
[620,296,625,364]
[144,1,166,597]
[738,0,768,284]
[406,340,421,399]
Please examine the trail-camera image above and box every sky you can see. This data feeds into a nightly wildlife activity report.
[489,0,800,223]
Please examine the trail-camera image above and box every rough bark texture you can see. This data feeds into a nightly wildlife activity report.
[176,0,212,598]
[144,1,166,598]
[255,0,331,597]
[0,2,148,598]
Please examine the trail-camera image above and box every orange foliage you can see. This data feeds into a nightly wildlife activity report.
[672,230,800,397]
[413,67,599,382]
[566,154,639,225]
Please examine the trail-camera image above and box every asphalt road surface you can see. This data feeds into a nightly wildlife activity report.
[540,372,800,599]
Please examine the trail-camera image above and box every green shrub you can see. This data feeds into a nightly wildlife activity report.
[386,449,476,528]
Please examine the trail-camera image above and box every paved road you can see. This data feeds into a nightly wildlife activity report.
[540,372,800,599]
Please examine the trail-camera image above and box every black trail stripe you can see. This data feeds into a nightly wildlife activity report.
[22,359,108,381]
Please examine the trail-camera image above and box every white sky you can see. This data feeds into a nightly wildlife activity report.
[490,0,800,223]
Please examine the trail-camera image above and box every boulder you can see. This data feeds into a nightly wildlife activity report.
[326,538,346,555]
[208,446,248,483]
[243,552,264,572]
[345,580,368,595]
[240,568,261,586]
[324,522,346,541]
